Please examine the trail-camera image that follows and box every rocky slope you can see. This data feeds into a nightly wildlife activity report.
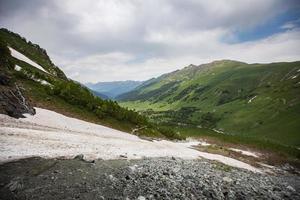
[0,157,299,200]
[0,77,35,118]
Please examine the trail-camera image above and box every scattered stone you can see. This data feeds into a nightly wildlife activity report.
[74,154,84,161]
[0,157,299,199]
[223,177,233,183]
[141,173,148,178]
[163,171,170,176]
[6,177,23,192]
[287,185,296,192]
[137,196,146,200]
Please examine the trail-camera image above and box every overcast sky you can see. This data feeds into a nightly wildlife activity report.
[1,0,300,83]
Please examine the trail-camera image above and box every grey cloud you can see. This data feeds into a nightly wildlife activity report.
[0,0,299,82]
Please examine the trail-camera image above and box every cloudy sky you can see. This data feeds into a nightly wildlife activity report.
[1,0,300,83]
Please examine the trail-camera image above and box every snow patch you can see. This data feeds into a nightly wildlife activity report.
[0,107,260,172]
[229,148,259,158]
[248,96,257,103]
[34,79,51,86]
[212,129,224,134]
[14,65,22,71]
[291,75,297,79]
[199,141,211,146]
[258,162,275,169]
[9,47,49,74]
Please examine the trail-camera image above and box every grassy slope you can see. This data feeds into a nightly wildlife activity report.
[119,60,300,151]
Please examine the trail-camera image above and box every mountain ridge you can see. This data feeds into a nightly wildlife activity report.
[119,59,300,148]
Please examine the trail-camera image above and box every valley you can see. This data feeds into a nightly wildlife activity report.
[119,60,300,158]
[1,27,300,199]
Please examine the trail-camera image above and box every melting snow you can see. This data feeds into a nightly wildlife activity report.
[229,148,259,158]
[258,162,275,169]
[14,65,22,71]
[34,79,51,86]
[248,96,257,103]
[213,129,224,134]
[9,47,49,74]
[291,75,297,79]
[0,107,260,172]
[199,141,211,146]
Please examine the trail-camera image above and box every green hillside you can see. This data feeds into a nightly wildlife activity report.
[119,60,300,149]
[0,28,177,139]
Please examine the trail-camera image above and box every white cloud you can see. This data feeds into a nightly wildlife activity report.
[58,28,300,83]
[281,18,300,30]
[1,0,299,82]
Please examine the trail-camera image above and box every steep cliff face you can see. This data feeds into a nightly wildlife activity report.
[0,73,35,118]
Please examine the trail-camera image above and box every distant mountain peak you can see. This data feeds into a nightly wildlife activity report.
[85,80,144,99]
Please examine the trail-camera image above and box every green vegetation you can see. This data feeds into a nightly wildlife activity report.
[165,126,299,158]
[0,39,14,70]
[119,60,300,156]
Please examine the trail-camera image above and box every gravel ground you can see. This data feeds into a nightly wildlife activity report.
[0,157,299,200]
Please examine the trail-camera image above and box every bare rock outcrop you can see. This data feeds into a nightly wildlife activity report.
[0,73,35,118]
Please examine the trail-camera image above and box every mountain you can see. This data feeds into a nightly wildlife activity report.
[0,28,175,139]
[86,80,143,99]
[119,60,300,148]
[90,89,110,99]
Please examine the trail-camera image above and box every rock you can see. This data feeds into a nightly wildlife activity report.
[0,74,10,85]
[272,186,281,192]
[222,177,233,183]
[287,185,296,192]
[137,196,146,200]
[74,154,84,161]
[120,154,128,158]
[6,178,23,192]
[0,82,35,118]
[163,171,170,176]
[141,173,148,178]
